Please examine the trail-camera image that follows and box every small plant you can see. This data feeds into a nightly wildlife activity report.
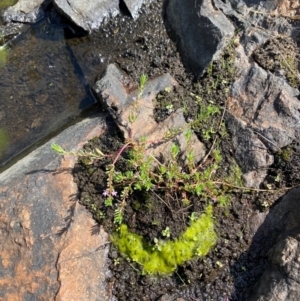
[153,238,165,251]
[138,73,148,98]
[161,227,171,238]
[165,104,174,114]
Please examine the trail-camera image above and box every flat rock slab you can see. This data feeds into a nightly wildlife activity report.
[123,0,151,19]
[0,114,112,300]
[93,64,206,165]
[53,0,119,32]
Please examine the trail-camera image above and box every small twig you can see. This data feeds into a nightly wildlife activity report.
[253,131,281,151]
[213,181,298,192]
[151,190,174,213]
[58,242,111,264]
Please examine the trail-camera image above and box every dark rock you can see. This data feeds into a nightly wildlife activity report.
[229,57,300,152]
[165,0,235,76]
[247,188,300,301]
[0,115,112,300]
[53,0,120,32]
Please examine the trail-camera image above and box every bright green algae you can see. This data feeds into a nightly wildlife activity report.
[112,205,217,275]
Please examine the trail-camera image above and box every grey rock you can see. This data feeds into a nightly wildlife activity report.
[226,43,300,187]
[247,188,300,301]
[0,114,112,300]
[226,112,273,187]
[93,64,133,110]
[229,62,300,152]
[1,0,47,23]
[93,64,206,165]
[123,0,151,19]
[165,0,235,76]
[53,0,120,32]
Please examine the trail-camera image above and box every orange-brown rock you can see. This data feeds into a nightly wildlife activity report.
[0,114,111,301]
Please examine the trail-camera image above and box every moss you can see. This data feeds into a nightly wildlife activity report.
[111,205,217,275]
[281,145,294,162]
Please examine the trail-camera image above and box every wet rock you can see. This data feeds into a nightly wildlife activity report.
[93,64,206,165]
[123,0,151,19]
[0,22,26,45]
[1,0,47,23]
[0,114,112,300]
[53,0,120,32]
[165,0,235,76]
[247,187,300,301]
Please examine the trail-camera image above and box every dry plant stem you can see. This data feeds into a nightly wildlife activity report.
[151,189,174,213]
[112,141,133,165]
[253,131,281,151]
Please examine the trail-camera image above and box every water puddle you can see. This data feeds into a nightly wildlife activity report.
[0,1,162,169]
[0,16,96,167]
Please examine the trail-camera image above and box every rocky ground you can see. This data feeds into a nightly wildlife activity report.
[71,1,300,300]
[1,0,300,300]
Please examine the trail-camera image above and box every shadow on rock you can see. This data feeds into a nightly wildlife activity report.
[230,187,300,301]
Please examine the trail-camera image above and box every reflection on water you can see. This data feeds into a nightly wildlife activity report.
[0,0,18,10]
[0,46,8,68]
[0,128,8,155]
[0,18,95,166]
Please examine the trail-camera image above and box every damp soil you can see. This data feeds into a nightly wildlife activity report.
[71,1,300,301]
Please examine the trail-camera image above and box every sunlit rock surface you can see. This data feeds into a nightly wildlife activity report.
[0,115,111,300]
[53,0,120,32]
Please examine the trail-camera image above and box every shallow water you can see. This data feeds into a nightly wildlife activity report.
[0,17,96,167]
[0,1,164,169]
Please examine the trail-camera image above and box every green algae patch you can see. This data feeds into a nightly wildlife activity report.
[0,47,8,69]
[112,205,217,275]
[0,129,8,155]
[0,0,18,10]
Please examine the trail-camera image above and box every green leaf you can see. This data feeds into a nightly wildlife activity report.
[51,143,67,155]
